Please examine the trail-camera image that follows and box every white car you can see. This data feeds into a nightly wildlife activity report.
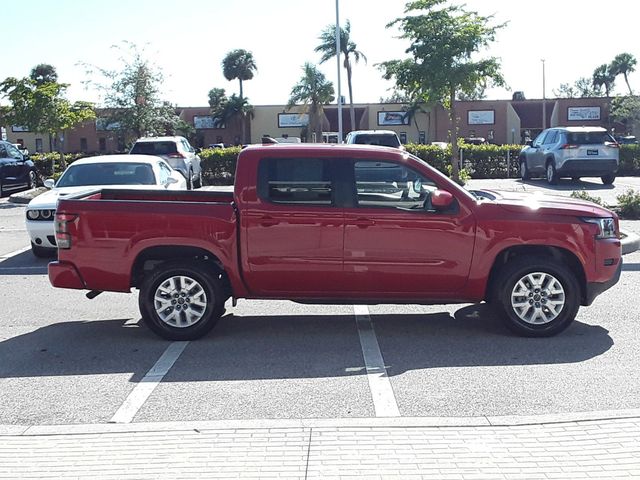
[344,130,404,149]
[26,154,187,258]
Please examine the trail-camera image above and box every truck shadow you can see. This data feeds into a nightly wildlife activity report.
[0,305,614,382]
[0,250,49,275]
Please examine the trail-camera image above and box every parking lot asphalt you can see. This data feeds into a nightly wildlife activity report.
[2,193,640,478]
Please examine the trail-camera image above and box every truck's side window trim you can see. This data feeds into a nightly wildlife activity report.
[257,157,335,206]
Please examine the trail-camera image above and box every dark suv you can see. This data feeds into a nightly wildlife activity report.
[519,127,619,185]
[0,140,38,197]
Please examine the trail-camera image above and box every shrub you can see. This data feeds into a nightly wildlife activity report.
[570,190,604,206]
[199,147,241,185]
[616,189,640,219]
[619,144,640,176]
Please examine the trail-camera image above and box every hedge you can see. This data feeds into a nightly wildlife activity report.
[29,143,640,186]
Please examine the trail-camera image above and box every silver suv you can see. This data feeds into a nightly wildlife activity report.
[519,127,619,185]
[130,136,203,189]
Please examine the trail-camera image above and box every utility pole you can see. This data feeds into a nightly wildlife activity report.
[541,59,547,130]
[335,0,343,143]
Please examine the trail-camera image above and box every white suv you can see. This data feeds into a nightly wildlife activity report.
[130,136,203,189]
[344,130,403,149]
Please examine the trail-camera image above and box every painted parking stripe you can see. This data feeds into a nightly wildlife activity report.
[0,246,31,261]
[354,305,400,417]
[110,341,189,424]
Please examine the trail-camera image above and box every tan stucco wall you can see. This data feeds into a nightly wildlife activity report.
[4,130,52,153]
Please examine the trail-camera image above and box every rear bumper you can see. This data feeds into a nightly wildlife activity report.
[48,261,86,290]
[584,261,622,306]
[557,159,618,176]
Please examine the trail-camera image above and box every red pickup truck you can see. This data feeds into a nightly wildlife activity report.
[49,144,622,340]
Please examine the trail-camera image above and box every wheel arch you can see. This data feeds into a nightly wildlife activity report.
[485,245,586,304]
[130,245,232,297]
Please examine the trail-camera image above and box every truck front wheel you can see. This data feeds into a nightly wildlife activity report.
[496,256,580,337]
[139,261,225,340]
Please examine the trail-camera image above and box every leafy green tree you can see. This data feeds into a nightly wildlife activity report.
[610,53,636,95]
[610,95,640,134]
[0,66,95,170]
[379,0,505,181]
[287,63,335,143]
[82,43,182,142]
[555,77,603,98]
[221,49,256,143]
[593,64,616,97]
[315,20,367,133]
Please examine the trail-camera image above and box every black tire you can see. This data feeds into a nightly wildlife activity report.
[495,255,580,337]
[186,169,194,190]
[545,160,558,185]
[28,170,37,189]
[139,260,226,341]
[601,174,615,185]
[194,171,203,189]
[31,242,56,258]
[0,179,4,198]
[519,159,530,180]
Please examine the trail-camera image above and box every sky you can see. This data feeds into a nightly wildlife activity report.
[2,0,639,107]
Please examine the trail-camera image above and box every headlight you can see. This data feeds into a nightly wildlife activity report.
[26,210,40,220]
[582,217,617,239]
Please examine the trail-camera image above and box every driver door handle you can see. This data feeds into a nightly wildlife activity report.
[351,218,375,228]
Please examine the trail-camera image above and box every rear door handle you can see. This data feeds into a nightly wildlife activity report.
[351,218,375,228]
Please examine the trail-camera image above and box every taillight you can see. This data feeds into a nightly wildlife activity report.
[561,144,578,149]
[167,152,185,158]
[605,141,620,148]
[54,214,78,249]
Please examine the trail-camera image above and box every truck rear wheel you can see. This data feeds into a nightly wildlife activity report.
[139,261,225,340]
[496,256,580,337]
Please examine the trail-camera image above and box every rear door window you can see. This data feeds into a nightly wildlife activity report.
[258,158,333,205]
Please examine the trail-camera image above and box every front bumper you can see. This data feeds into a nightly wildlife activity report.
[584,261,622,306]
[49,261,86,290]
[26,219,56,248]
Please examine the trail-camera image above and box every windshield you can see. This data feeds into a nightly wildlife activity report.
[56,162,157,187]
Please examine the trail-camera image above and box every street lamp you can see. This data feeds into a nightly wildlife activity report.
[541,59,546,130]
[335,0,343,143]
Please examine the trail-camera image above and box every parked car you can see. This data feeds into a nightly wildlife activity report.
[26,154,186,258]
[519,127,619,185]
[129,136,203,189]
[345,130,403,149]
[615,135,638,145]
[0,140,38,197]
[49,144,621,341]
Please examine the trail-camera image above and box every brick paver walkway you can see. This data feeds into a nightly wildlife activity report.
[1,416,639,479]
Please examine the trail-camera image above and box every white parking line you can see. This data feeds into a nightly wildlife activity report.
[110,341,189,424]
[0,246,31,261]
[354,305,400,418]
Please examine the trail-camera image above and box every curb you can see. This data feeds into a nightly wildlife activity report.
[8,187,46,205]
[621,229,640,255]
[2,408,640,437]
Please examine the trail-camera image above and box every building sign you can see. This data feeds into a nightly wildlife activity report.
[194,115,223,129]
[377,111,409,126]
[467,110,495,125]
[11,125,30,132]
[278,113,309,128]
[568,106,600,121]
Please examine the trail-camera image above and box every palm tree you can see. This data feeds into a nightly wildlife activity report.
[610,52,637,95]
[222,49,257,101]
[403,96,431,143]
[592,64,616,97]
[221,49,256,142]
[315,20,366,134]
[210,93,254,144]
[29,64,58,85]
[288,63,335,143]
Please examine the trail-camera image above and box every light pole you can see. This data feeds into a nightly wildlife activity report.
[541,59,546,130]
[335,0,343,143]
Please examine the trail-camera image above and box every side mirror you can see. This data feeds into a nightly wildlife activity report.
[194,148,202,154]
[526,140,534,147]
[164,177,179,188]
[431,189,454,210]
[44,178,55,189]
